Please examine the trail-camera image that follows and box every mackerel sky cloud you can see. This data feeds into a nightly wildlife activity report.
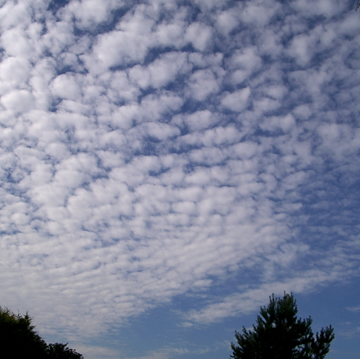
[0,0,360,358]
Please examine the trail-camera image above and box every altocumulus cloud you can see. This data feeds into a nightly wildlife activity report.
[0,0,360,358]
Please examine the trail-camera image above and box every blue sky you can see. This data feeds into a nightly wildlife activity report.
[0,0,359,358]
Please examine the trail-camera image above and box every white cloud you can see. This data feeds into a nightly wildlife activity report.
[41,19,75,58]
[216,9,239,35]
[85,5,158,71]
[51,74,82,101]
[183,268,339,325]
[347,305,360,313]
[260,114,296,133]
[185,22,213,52]
[154,7,187,47]
[0,57,31,91]
[0,26,33,57]
[187,69,222,101]
[228,47,262,84]
[238,2,278,27]
[221,87,251,112]
[292,0,344,19]
[289,34,312,66]
[230,142,258,159]
[0,1,31,31]
[0,1,359,358]
[66,0,124,29]
[128,52,190,89]
[192,0,227,11]
[183,110,219,131]
[91,29,151,69]
[1,89,34,113]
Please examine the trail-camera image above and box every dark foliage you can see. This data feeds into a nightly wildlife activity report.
[47,342,84,359]
[230,293,335,359]
[0,306,48,359]
[0,306,84,359]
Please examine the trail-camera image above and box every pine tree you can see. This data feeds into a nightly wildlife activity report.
[47,342,84,359]
[0,306,84,359]
[230,293,334,359]
[0,306,48,359]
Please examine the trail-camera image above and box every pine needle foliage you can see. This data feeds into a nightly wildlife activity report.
[0,306,48,358]
[230,293,334,359]
[0,306,84,359]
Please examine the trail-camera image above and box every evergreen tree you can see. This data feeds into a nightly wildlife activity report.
[47,342,84,359]
[230,293,334,359]
[0,306,84,359]
[0,306,48,359]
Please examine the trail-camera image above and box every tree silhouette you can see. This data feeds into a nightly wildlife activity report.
[47,342,84,359]
[230,293,335,359]
[0,306,48,359]
[0,306,84,359]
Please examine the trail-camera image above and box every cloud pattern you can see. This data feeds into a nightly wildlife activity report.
[0,0,359,357]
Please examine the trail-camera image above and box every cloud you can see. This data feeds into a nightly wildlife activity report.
[187,69,222,101]
[216,9,239,35]
[128,52,190,90]
[228,47,262,85]
[74,345,121,359]
[347,305,360,313]
[92,28,151,69]
[66,0,124,29]
[183,266,345,325]
[221,87,251,112]
[0,1,359,358]
[185,22,213,51]
[1,89,34,113]
[51,74,82,101]
[0,56,31,90]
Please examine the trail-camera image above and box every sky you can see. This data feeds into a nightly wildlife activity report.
[0,0,360,358]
